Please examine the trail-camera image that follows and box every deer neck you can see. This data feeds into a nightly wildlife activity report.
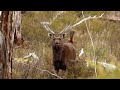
[52,45,63,61]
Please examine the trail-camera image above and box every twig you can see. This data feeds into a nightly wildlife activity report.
[41,11,65,25]
[71,13,104,28]
[81,11,98,77]
[49,11,65,25]
[79,48,84,58]
[60,13,104,34]
[13,60,62,79]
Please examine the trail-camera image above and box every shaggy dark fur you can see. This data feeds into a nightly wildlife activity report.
[52,31,76,73]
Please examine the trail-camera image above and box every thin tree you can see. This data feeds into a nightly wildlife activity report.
[0,11,23,79]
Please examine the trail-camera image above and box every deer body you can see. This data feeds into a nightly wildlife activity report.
[51,31,76,73]
[41,23,76,73]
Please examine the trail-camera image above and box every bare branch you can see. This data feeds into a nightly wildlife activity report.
[23,52,39,60]
[41,11,65,34]
[49,11,65,25]
[79,48,84,57]
[41,22,50,25]
[13,60,62,79]
[59,13,104,35]
[81,11,97,77]
[41,11,66,34]
[71,13,104,28]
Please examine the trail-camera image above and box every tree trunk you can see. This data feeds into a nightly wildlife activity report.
[0,11,23,79]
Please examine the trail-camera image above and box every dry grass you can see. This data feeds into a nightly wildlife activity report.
[12,11,120,79]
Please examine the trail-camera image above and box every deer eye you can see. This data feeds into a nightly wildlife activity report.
[53,38,55,40]
[59,38,61,40]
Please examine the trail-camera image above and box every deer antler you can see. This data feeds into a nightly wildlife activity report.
[41,22,55,34]
[59,24,71,35]
[41,13,104,35]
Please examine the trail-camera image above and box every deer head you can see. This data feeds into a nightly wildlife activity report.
[41,22,72,50]
[41,22,76,73]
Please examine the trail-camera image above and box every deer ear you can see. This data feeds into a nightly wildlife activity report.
[62,33,66,39]
[48,33,52,37]
[48,33,55,38]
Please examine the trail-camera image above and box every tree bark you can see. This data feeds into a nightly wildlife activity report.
[0,11,23,79]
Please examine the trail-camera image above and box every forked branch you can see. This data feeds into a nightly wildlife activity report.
[41,12,104,36]
[60,13,104,34]
[71,13,104,28]
[49,11,65,25]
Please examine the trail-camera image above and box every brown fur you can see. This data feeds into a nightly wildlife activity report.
[51,31,76,73]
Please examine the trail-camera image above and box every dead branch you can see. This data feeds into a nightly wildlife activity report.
[49,11,65,25]
[71,13,104,28]
[58,13,104,34]
[13,60,62,79]
[81,11,98,77]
